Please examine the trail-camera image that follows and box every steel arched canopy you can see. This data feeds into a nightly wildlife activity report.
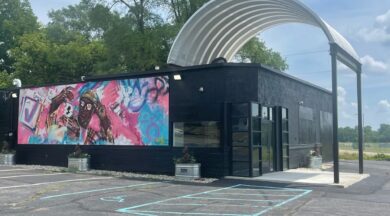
[167,0,360,67]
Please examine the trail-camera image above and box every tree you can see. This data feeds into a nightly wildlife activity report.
[164,0,208,25]
[338,126,357,143]
[47,0,101,42]
[235,37,288,71]
[364,126,377,143]
[0,0,39,73]
[12,32,107,86]
[378,124,390,143]
[0,71,12,89]
[90,0,175,71]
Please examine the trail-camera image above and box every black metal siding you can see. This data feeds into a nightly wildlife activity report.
[257,68,333,168]
[12,64,331,177]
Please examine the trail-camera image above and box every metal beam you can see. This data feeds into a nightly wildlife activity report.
[331,45,339,184]
[357,66,364,174]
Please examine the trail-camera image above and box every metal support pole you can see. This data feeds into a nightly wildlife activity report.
[357,68,364,174]
[331,46,339,184]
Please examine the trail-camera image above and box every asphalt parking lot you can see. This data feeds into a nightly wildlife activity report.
[0,160,390,216]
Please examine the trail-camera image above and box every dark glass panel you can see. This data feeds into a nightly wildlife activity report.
[232,118,249,132]
[232,162,250,177]
[232,132,249,147]
[232,147,250,162]
[232,103,248,117]
[252,118,261,131]
[173,122,220,148]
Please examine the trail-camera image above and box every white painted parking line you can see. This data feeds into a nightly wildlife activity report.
[41,181,163,200]
[0,173,69,179]
[0,168,35,172]
[0,177,112,190]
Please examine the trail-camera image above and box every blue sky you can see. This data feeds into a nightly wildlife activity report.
[29,0,390,129]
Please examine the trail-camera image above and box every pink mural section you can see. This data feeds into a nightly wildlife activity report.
[17,76,169,146]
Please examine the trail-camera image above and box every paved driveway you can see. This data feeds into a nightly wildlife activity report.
[0,160,389,215]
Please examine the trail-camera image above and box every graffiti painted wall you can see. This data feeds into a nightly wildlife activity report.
[17,76,169,146]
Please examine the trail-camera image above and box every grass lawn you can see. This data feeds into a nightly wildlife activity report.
[339,142,390,161]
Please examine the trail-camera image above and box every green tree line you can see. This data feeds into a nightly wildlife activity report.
[339,124,390,143]
[0,0,288,87]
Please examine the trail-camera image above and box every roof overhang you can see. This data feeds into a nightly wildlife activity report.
[167,0,361,69]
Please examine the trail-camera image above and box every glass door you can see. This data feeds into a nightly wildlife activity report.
[281,108,289,170]
[261,106,275,174]
[231,103,251,177]
[231,102,261,177]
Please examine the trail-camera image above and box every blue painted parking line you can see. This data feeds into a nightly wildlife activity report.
[252,189,312,216]
[182,196,284,202]
[116,185,239,214]
[116,184,312,216]
[41,181,163,200]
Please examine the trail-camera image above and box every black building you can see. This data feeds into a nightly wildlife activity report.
[1,63,333,178]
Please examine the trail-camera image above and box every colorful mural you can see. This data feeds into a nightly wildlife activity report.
[17,76,169,146]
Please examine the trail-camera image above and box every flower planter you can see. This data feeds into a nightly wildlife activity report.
[0,154,15,165]
[68,157,90,171]
[309,156,322,169]
[175,163,201,180]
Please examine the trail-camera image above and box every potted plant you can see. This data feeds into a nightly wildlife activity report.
[0,141,15,165]
[308,143,322,169]
[174,146,201,180]
[68,145,90,171]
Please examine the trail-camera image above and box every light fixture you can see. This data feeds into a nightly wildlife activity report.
[199,86,204,92]
[173,74,182,80]
[12,79,22,88]
[155,65,160,71]
[11,93,18,98]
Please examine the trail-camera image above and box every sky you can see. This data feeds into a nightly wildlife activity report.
[29,0,390,129]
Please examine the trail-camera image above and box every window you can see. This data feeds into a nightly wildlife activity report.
[299,106,316,144]
[173,122,221,148]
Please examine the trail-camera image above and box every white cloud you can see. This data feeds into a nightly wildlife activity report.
[338,86,347,105]
[378,99,390,113]
[359,28,390,43]
[360,55,389,73]
[359,10,390,44]
[376,10,390,25]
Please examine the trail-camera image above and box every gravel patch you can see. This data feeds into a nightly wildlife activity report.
[5,164,218,184]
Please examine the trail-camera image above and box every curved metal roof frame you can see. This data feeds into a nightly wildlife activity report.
[167,0,360,67]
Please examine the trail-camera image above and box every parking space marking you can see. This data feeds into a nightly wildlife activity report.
[212,192,299,197]
[252,189,312,216]
[182,196,283,202]
[123,210,251,216]
[117,184,312,216]
[41,181,163,200]
[158,203,266,208]
[0,168,35,172]
[116,185,239,214]
[0,173,69,179]
[0,177,112,190]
